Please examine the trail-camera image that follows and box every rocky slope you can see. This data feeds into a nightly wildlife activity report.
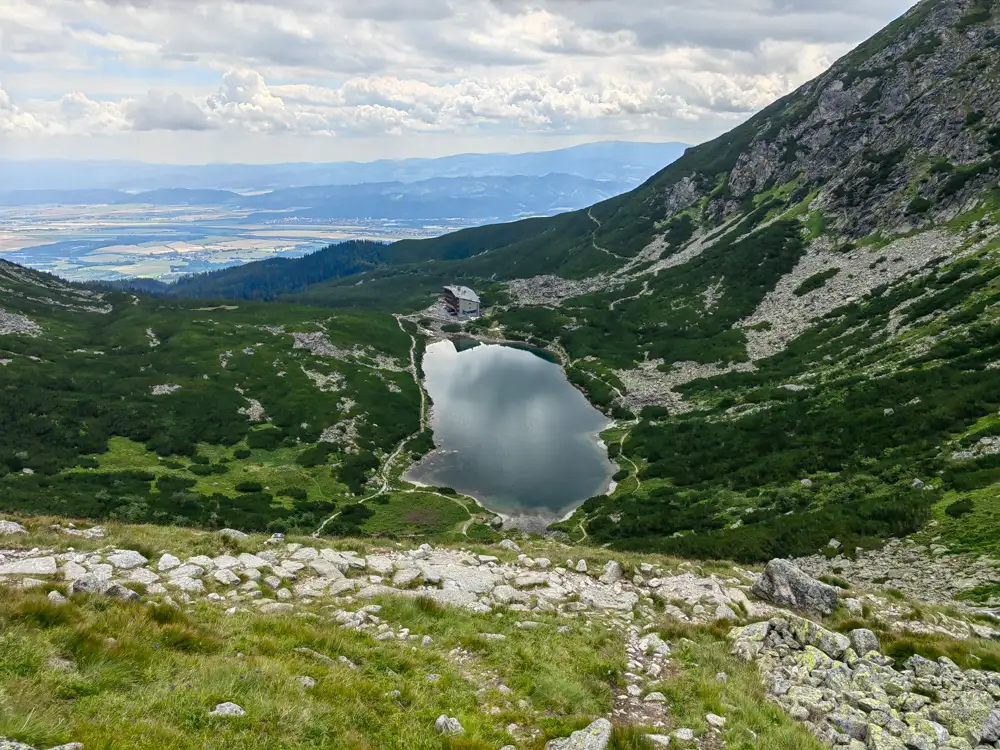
[0,519,998,748]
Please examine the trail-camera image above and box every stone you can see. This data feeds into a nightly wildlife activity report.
[218,528,248,540]
[0,557,57,576]
[391,568,422,587]
[213,555,240,570]
[492,585,529,604]
[299,676,316,688]
[645,692,667,703]
[434,715,464,735]
[598,560,624,585]
[705,714,726,728]
[867,725,905,749]
[978,710,1000,743]
[129,568,160,585]
[0,520,27,535]
[499,539,521,553]
[47,590,67,604]
[514,573,549,589]
[170,576,205,594]
[308,559,345,579]
[672,728,695,741]
[214,568,241,586]
[751,559,839,616]
[930,691,995,744]
[107,550,148,570]
[849,628,881,656]
[157,553,181,571]
[260,602,294,615]
[209,702,246,717]
[70,574,140,602]
[580,587,638,611]
[575,559,588,573]
[546,718,612,749]
[237,553,268,569]
[646,735,671,747]
[62,562,87,581]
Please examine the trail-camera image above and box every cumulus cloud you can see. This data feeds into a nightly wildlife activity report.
[0,0,919,155]
[127,91,215,131]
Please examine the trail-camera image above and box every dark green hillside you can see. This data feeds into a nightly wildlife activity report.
[0,261,422,533]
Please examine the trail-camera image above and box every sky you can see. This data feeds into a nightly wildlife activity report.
[0,0,919,164]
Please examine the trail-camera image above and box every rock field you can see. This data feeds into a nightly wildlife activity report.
[1,524,999,749]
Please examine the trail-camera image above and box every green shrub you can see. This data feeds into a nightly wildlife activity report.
[906,197,933,214]
[794,268,840,296]
[235,481,263,493]
[246,428,284,450]
[945,498,974,518]
[234,448,251,459]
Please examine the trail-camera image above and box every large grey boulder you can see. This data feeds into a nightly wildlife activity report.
[848,628,880,656]
[0,557,57,576]
[545,718,612,749]
[982,710,1000,743]
[0,520,27,535]
[751,559,839,616]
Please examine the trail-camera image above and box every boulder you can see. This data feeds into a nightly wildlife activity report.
[0,520,27,535]
[218,528,248,540]
[69,574,139,602]
[545,718,612,750]
[499,539,521,553]
[157,553,181,572]
[751,559,839,615]
[0,557,57,576]
[106,550,148,570]
[848,628,880,656]
[598,561,624,585]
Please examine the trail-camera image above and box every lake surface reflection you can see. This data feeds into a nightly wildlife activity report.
[406,340,614,520]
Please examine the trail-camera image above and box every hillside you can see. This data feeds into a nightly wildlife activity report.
[0,260,484,538]
[0,519,996,749]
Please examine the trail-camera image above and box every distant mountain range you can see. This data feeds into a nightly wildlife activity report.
[0,173,644,223]
[0,141,688,193]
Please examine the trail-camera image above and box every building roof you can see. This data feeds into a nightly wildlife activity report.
[444,285,480,303]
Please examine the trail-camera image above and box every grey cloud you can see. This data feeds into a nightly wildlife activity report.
[127,91,215,131]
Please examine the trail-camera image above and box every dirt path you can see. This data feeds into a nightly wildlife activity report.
[587,208,628,261]
[397,315,429,431]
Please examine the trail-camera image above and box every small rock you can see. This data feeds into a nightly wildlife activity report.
[218,528,249,540]
[434,715,464,735]
[209,702,246,717]
[499,539,521,553]
[575,559,588,573]
[705,713,726,729]
[299,676,316,688]
[546,718,612,749]
[47,590,67,604]
[157,553,181,572]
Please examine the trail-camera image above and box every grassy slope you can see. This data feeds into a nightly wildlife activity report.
[0,521,829,750]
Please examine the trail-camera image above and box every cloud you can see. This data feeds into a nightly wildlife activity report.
[0,0,920,157]
[127,91,215,131]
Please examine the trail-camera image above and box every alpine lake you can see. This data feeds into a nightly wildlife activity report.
[406,339,615,526]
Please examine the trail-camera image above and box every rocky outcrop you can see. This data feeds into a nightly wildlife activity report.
[730,616,1000,749]
[752,559,840,616]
